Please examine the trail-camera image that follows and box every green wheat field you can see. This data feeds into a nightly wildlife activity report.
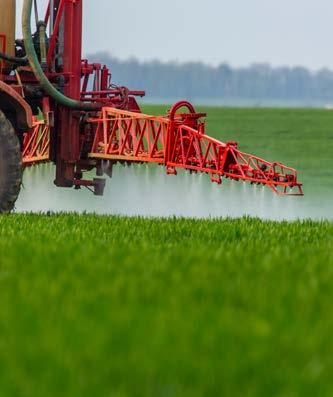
[2,106,333,396]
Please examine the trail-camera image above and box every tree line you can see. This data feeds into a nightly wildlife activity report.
[90,52,333,102]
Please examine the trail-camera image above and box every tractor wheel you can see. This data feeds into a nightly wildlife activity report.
[0,111,22,213]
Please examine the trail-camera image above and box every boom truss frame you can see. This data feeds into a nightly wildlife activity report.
[85,102,303,196]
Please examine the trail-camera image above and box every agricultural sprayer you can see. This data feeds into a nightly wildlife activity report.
[0,0,303,213]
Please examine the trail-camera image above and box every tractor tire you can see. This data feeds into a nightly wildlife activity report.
[0,111,22,213]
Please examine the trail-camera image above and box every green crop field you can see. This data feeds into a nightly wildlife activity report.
[0,215,333,397]
[2,107,333,396]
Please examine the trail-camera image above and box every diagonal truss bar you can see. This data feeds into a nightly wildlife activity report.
[22,118,51,165]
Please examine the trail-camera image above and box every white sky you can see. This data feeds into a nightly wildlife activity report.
[16,0,333,70]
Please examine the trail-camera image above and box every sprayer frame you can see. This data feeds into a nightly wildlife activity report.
[0,0,303,198]
[1,0,144,193]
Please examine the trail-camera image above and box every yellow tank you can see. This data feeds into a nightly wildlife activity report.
[0,0,16,71]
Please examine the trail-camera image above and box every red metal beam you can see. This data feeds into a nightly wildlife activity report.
[87,104,303,196]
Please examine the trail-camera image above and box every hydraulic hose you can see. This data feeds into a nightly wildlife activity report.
[0,52,28,66]
[22,0,100,110]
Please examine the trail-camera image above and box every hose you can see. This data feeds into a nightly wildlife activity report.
[0,52,28,66]
[22,0,100,110]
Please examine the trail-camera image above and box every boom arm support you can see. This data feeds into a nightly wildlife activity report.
[87,102,303,196]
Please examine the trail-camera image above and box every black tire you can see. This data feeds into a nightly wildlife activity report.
[0,111,22,213]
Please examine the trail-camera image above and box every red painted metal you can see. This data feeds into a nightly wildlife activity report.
[87,103,303,196]
[22,118,50,165]
[0,81,33,129]
[0,34,6,73]
[0,34,6,53]
[46,0,66,68]
[54,0,83,187]
[0,34,6,51]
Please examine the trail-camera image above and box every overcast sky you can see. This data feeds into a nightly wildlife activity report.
[16,0,333,70]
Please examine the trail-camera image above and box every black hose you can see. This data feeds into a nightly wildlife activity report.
[0,52,28,66]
